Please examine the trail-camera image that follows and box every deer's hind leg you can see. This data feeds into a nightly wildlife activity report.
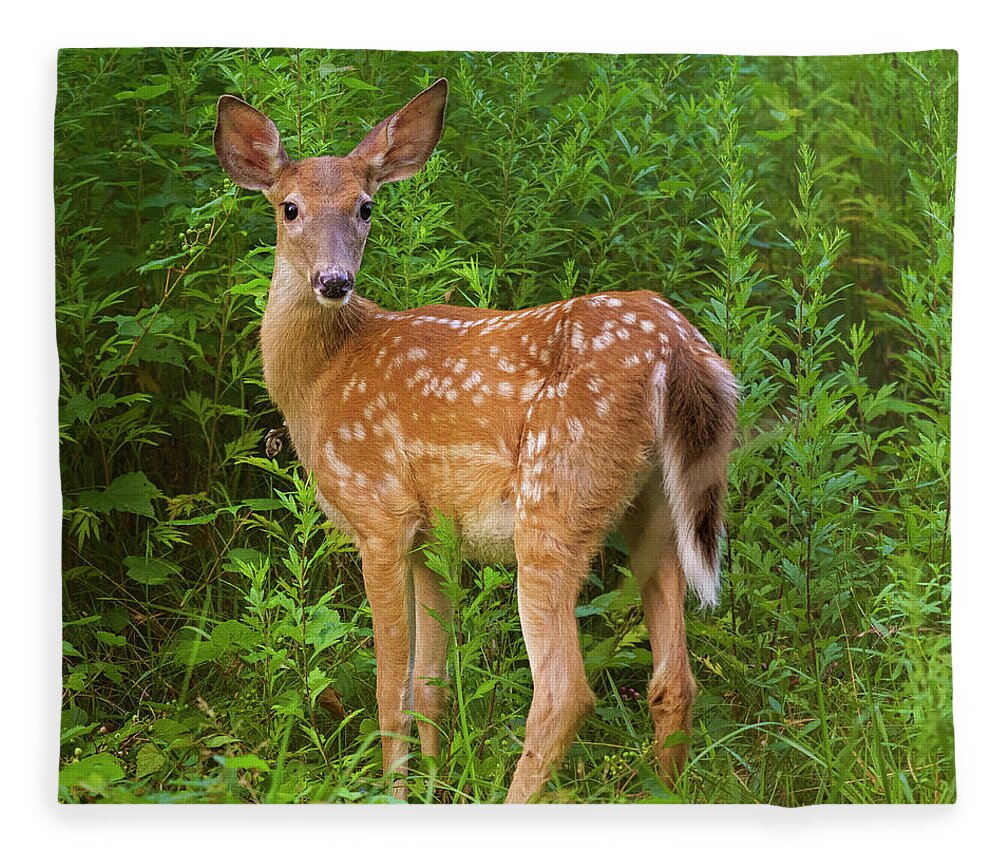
[622,479,696,787]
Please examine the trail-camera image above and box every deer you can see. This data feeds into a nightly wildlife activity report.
[214,77,737,803]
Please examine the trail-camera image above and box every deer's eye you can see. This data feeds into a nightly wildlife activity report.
[359,200,373,222]
[283,202,298,221]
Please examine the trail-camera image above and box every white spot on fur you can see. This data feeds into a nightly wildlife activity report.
[520,380,543,401]
[593,332,615,351]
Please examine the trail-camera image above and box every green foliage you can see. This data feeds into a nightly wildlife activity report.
[56,48,954,804]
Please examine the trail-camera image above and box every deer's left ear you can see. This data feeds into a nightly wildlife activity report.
[350,78,448,186]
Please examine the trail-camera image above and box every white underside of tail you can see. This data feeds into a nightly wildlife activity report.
[650,360,721,609]
[661,443,720,608]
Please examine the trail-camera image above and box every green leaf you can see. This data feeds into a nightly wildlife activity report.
[124,556,179,585]
[221,754,270,771]
[757,126,795,142]
[210,619,262,652]
[339,77,379,91]
[134,743,166,780]
[308,667,332,705]
[305,606,348,655]
[146,132,190,148]
[660,730,691,750]
[115,83,171,101]
[61,391,117,425]
[137,251,187,273]
[93,630,127,647]
[150,718,193,747]
[241,497,286,512]
[133,336,187,368]
[60,722,98,746]
[203,734,241,748]
[223,547,269,574]
[59,753,125,794]
[78,472,159,518]
[62,640,83,658]
[657,179,690,198]
[575,605,604,619]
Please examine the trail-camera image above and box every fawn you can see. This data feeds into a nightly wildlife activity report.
[214,78,737,803]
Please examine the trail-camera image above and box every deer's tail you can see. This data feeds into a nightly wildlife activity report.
[650,344,737,608]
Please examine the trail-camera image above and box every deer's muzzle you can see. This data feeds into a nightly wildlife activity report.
[313,269,355,304]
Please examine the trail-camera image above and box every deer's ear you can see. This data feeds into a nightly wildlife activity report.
[350,78,448,186]
[214,95,289,191]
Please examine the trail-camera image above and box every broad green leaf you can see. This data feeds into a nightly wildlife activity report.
[210,619,262,651]
[61,391,116,425]
[134,743,166,780]
[59,753,125,794]
[221,754,270,771]
[657,179,690,198]
[124,556,178,585]
[150,718,193,747]
[305,606,348,655]
[77,472,160,518]
[93,630,127,647]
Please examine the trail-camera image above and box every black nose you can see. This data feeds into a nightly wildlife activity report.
[315,269,354,299]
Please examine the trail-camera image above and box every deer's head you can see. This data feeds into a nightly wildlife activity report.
[214,79,448,308]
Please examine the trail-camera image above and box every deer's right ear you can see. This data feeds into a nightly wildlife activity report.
[214,95,289,191]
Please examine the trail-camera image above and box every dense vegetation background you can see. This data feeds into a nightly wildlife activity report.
[55,48,954,804]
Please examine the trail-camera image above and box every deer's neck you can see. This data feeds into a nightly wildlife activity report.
[259,260,377,457]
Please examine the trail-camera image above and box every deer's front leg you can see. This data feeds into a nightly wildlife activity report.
[359,536,415,799]
[506,530,595,803]
[412,559,452,760]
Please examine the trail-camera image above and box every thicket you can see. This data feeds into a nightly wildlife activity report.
[56,49,955,803]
